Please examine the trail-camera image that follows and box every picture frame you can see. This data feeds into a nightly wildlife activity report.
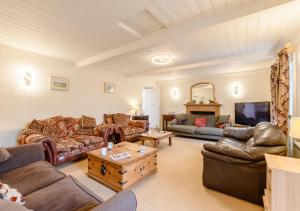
[50,76,69,91]
[104,82,115,93]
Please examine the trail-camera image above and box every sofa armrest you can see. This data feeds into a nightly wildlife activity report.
[18,134,57,165]
[203,143,287,162]
[0,143,45,174]
[91,190,137,211]
[93,125,112,145]
[129,120,148,131]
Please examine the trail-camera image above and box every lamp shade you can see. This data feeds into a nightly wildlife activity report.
[289,117,300,139]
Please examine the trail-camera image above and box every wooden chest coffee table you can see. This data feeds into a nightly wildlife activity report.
[87,142,158,192]
[140,131,174,148]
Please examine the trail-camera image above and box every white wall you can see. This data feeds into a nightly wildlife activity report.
[0,45,155,146]
[157,70,271,122]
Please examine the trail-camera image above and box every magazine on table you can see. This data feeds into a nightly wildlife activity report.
[110,152,131,161]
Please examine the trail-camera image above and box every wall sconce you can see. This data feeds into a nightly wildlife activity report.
[24,72,32,87]
[233,85,239,96]
[171,87,179,100]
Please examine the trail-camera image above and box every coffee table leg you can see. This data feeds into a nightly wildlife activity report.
[141,139,145,145]
[153,140,157,148]
[169,137,172,146]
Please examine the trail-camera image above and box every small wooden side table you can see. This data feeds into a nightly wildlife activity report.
[140,131,174,148]
[162,114,175,131]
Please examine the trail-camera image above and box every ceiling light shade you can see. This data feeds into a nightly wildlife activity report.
[151,54,172,65]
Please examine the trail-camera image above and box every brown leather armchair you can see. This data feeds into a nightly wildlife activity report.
[201,122,287,205]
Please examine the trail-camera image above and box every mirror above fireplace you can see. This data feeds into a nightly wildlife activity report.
[190,82,215,104]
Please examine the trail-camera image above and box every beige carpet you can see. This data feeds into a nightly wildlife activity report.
[58,137,263,211]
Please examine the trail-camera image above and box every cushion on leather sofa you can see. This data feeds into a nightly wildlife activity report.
[167,125,197,134]
[24,176,100,211]
[195,127,223,136]
[253,122,286,146]
[0,161,65,196]
[223,127,253,141]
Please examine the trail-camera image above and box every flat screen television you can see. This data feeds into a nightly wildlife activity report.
[235,102,270,126]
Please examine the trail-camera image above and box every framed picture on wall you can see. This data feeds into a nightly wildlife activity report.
[104,82,115,93]
[50,76,69,91]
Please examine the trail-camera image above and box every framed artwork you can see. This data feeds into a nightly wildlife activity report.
[50,76,69,91]
[104,82,115,93]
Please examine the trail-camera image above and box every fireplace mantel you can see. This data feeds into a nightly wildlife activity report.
[184,103,222,115]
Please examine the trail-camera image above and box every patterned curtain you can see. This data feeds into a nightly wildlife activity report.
[270,48,290,134]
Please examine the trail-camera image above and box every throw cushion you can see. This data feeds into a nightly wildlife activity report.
[106,117,113,124]
[174,114,187,125]
[194,118,207,127]
[82,115,96,128]
[0,148,11,163]
[113,113,129,127]
[216,115,230,125]
[23,119,44,135]
[0,182,25,205]
[42,117,65,138]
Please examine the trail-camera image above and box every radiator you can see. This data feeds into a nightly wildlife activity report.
[0,128,21,147]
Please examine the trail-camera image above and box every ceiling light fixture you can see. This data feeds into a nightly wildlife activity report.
[151,54,172,65]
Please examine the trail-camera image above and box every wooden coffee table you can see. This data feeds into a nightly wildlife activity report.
[87,142,158,192]
[140,131,174,148]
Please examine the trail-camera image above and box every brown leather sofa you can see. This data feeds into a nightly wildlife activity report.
[201,122,287,205]
[0,143,137,211]
[18,116,111,165]
[102,113,149,143]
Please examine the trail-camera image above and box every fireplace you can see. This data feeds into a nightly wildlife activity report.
[184,103,221,115]
[190,111,216,115]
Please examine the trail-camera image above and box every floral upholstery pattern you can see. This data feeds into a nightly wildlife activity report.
[23,119,44,135]
[64,117,81,137]
[103,113,149,142]
[122,127,145,136]
[55,137,84,153]
[112,113,129,127]
[18,116,110,165]
[128,120,147,129]
[73,135,103,146]
[42,116,66,138]
[82,115,96,128]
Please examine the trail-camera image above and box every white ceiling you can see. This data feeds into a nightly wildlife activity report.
[0,0,298,79]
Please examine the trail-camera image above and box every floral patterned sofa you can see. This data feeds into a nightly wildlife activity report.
[18,115,110,165]
[103,113,149,142]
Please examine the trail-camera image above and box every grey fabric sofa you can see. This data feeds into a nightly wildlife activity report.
[0,143,137,211]
[167,114,229,140]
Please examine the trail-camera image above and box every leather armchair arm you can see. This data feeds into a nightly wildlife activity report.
[128,120,148,131]
[223,127,253,141]
[203,143,287,162]
[0,143,45,174]
[90,190,137,211]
